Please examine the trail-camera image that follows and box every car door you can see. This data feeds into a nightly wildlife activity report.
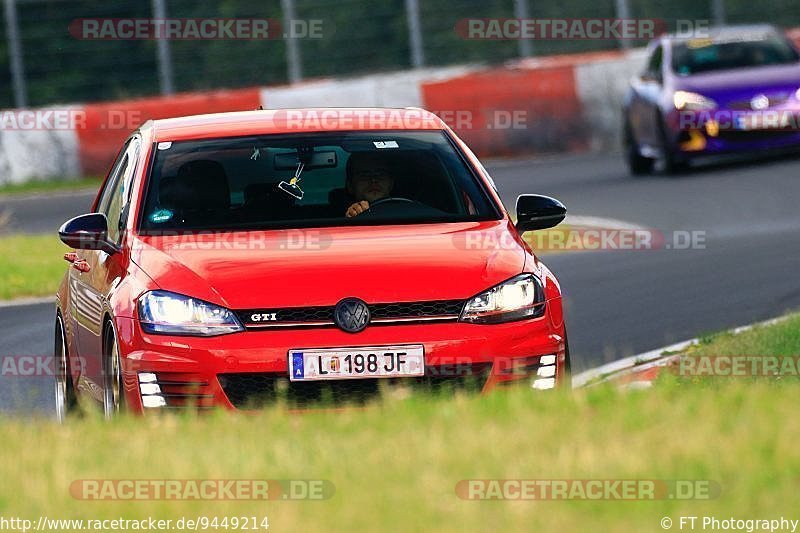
[628,44,665,151]
[70,136,140,401]
[67,139,128,367]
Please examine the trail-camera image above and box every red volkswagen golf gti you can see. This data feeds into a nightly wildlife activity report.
[55,108,569,417]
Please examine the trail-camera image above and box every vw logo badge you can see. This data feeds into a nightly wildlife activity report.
[334,298,371,333]
[751,94,769,111]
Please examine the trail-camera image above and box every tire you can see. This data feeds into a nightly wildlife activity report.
[561,333,573,390]
[102,321,125,418]
[657,115,688,175]
[624,121,654,176]
[54,314,78,422]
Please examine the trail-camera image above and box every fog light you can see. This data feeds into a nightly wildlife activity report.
[138,373,165,408]
[540,355,556,366]
[680,130,707,151]
[532,378,556,390]
[139,383,162,396]
[537,365,556,378]
[142,396,167,408]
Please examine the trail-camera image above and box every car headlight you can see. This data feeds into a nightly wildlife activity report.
[673,91,717,111]
[138,290,244,336]
[460,274,545,324]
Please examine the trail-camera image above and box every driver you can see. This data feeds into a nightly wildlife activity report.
[344,152,395,217]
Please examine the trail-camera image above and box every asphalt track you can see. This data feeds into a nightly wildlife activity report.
[3,151,800,415]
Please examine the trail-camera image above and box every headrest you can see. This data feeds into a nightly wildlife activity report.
[164,160,230,211]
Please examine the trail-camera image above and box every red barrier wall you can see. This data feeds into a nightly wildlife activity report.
[77,88,261,176]
[420,61,586,158]
[72,29,800,175]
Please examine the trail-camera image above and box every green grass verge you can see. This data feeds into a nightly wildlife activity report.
[685,313,800,358]
[1,382,799,531]
[0,237,797,528]
[0,235,67,300]
[660,312,800,387]
[0,177,100,197]
[5,309,800,531]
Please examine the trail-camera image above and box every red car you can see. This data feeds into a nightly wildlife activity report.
[54,108,569,418]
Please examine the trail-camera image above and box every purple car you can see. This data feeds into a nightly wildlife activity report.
[623,25,800,175]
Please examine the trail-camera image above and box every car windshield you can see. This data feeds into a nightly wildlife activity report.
[139,130,499,232]
[671,34,800,76]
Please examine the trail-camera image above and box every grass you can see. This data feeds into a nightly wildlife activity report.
[660,313,800,387]
[684,314,800,358]
[1,382,799,531]
[0,177,100,197]
[0,235,68,300]
[0,316,799,530]
[523,224,575,255]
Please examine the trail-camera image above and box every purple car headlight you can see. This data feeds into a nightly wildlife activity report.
[674,91,718,111]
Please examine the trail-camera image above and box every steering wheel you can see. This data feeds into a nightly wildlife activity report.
[367,197,416,210]
[357,196,446,219]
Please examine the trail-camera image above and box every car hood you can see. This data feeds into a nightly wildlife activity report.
[674,63,800,102]
[130,220,527,309]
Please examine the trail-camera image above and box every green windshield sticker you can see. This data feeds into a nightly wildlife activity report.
[150,209,173,223]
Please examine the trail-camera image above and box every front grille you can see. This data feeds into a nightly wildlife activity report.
[236,299,465,329]
[727,94,789,110]
[370,301,464,319]
[716,128,800,142]
[218,364,492,409]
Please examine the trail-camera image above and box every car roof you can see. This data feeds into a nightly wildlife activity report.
[664,24,781,44]
[147,107,447,142]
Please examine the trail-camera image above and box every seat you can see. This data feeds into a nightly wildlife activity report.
[244,183,297,221]
[158,160,231,227]
[174,160,231,210]
[328,187,354,215]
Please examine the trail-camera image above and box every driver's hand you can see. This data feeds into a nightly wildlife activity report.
[345,201,370,218]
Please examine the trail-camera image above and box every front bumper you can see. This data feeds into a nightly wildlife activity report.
[668,108,800,156]
[115,299,566,412]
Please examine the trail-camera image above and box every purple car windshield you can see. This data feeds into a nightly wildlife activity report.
[672,35,800,76]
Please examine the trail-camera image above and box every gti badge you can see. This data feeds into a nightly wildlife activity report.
[251,312,278,322]
[333,298,370,333]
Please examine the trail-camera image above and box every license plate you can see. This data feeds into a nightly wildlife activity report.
[288,345,425,381]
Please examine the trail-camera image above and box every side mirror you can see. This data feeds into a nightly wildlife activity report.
[58,213,119,255]
[641,72,662,84]
[515,195,567,233]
